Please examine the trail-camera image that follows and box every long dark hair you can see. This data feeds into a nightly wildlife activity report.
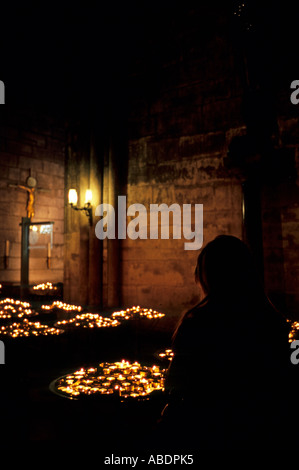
[172,235,276,341]
[194,235,264,299]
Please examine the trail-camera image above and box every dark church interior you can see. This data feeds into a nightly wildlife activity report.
[0,0,299,454]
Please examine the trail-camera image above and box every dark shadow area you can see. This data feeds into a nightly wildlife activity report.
[158,236,299,450]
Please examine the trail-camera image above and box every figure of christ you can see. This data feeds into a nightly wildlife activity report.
[9,175,50,220]
[17,185,36,219]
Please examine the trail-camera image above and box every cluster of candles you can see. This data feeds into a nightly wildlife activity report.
[289,321,299,342]
[0,296,166,336]
[0,319,63,338]
[1,291,296,346]
[111,306,165,321]
[55,313,120,329]
[41,301,82,312]
[0,298,63,337]
[158,348,174,361]
[33,282,57,291]
[0,298,36,320]
[55,359,165,400]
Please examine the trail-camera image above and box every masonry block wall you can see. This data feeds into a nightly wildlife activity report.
[119,5,299,322]
[0,107,65,287]
[1,5,297,327]
[261,112,299,318]
[121,7,244,320]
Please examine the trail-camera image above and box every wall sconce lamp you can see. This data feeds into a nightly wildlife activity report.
[68,189,93,225]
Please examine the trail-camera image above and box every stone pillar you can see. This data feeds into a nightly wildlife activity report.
[64,118,104,307]
[103,98,128,308]
[88,126,103,307]
[106,135,122,308]
[20,217,30,298]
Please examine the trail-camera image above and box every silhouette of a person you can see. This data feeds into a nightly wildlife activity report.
[160,235,295,450]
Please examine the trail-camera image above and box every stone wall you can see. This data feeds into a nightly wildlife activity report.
[119,5,299,323]
[0,107,65,287]
[120,6,245,321]
[261,114,299,318]
[1,4,297,326]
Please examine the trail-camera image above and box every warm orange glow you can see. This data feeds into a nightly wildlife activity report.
[53,360,165,400]
[0,298,36,319]
[158,348,174,361]
[33,282,57,291]
[85,189,92,204]
[289,321,299,342]
[41,301,82,312]
[55,313,120,329]
[111,306,165,321]
[68,188,78,205]
[0,319,63,337]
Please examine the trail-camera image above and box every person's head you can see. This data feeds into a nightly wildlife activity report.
[195,235,263,299]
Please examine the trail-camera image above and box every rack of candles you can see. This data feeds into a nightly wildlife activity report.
[111,306,165,321]
[51,359,165,401]
[41,301,82,312]
[289,321,299,342]
[33,282,57,291]
[0,298,37,320]
[55,313,120,329]
[157,348,174,361]
[0,319,63,338]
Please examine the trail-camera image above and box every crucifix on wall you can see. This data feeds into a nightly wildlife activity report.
[9,172,54,296]
[9,173,50,220]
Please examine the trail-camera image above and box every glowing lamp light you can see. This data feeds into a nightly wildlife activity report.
[85,189,92,204]
[68,189,78,205]
[68,188,92,225]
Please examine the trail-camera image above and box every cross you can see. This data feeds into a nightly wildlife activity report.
[9,172,50,220]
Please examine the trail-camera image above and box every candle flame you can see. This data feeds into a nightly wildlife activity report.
[54,360,165,400]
